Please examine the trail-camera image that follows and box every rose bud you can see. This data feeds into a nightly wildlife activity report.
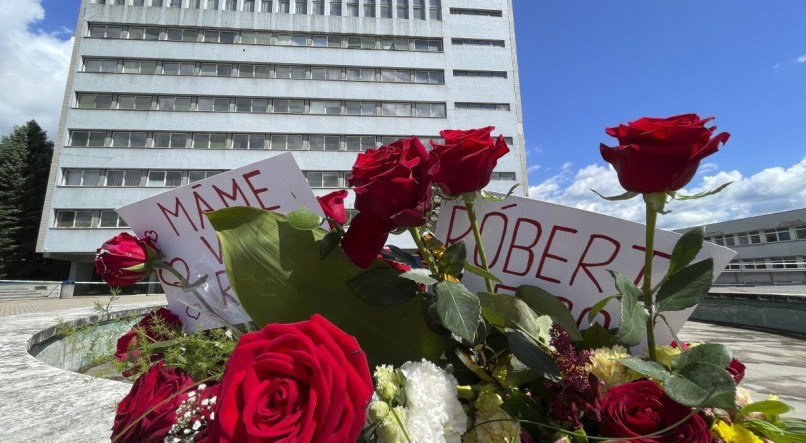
[430,126,510,196]
[95,232,161,287]
[317,189,349,228]
[600,114,730,194]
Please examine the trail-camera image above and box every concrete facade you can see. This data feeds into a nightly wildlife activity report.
[677,208,806,285]
[37,0,528,282]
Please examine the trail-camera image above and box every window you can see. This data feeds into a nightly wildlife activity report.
[396,0,408,18]
[309,135,341,151]
[200,63,232,77]
[147,171,183,187]
[454,70,507,79]
[414,38,441,52]
[239,64,271,78]
[311,67,341,80]
[364,0,375,16]
[55,210,94,228]
[190,0,202,8]
[273,99,304,113]
[162,61,195,75]
[414,70,443,84]
[492,172,517,181]
[381,38,409,50]
[306,171,342,188]
[77,94,114,109]
[153,133,187,148]
[429,0,441,19]
[70,131,107,147]
[85,59,118,73]
[99,211,129,228]
[295,0,306,13]
[232,134,266,149]
[310,100,342,115]
[796,226,806,240]
[346,36,375,49]
[197,97,231,112]
[153,0,164,6]
[261,0,272,11]
[449,7,502,17]
[452,38,506,47]
[346,136,375,151]
[89,25,123,39]
[188,171,221,182]
[312,0,324,14]
[382,102,411,116]
[346,67,375,81]
[270,135,304,150]
[105,170,143,187]
[412,0,424,19]
[240,31,272,45]
[330,0,342,15]
[381,69,411,82]
[235,98,268,113]
[415,103,445,117]
[193,133,228,149]
[765,228,791,242]
[133,0,146,5]
[225,0,237,9]
[346,0,358,16]
[380,0,392,17]
[243,0,255,10]
[62,169,101,186]
[112,132,147,147]
[123,59,158,74]
[158,96,192,111]
[455,102,510,111]
[203,30,236,43]
[117,95,153,110]
[167,28,198,42]
[169,0,182,7]
[278,0,290,12]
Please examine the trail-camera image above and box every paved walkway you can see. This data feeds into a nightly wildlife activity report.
[0,294,166,318]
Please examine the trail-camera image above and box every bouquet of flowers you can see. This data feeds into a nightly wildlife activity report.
[98,116,805,443]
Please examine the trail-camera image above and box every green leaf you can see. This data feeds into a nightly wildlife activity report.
[347,267,419,307]
[619,357,671,381]
[741,400,793,416]
[433,281,481,343]
[609,271,649,346]
[516,285,582,341]
[286,208,324,230]
[208,207,449,367]
[656,259,713,312]
[671,343,733,371]
[478,291,552,346]
[742,419,806,443]
[673,182,732,201]
[400,269,439,286]
[439,241,467,277]
[481,183,520,202]
[668,227,705,276]
[587,295,618,323]
[591,189,640,201]
[122,263,147,272]
[463,261,502,283]
[663,362,737,410]
[505,328,562,383]
[580,323,618,349]
[318,230,342,260]
[504,355,539,387]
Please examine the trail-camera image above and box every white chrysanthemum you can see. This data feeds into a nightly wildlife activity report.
[400,359,468,443]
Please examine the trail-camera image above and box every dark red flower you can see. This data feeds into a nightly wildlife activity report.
[95,232,160,286]
[600,380,710,442]
[317,189,349,227]
[112,362,195,443]
[727,358,746,384]
[209,314,373,442]
[600,114,730,193]
[116,307,182,362]
[430,126,510,195]
[342,137,437,268]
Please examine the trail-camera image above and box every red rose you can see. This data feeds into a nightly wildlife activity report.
[209,314,373,442]
[317,189,349,227]
[727,358,746,384]
[112,362,196,443]
[601,380,710,443]
[116,307,182,362]
[600,114,730,193]
[430,126,510,195]
[95,232,161,286]
[342,137,437,268]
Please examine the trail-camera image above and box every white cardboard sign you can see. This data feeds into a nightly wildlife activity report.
[435,195,736,345]
[117,153,322,331]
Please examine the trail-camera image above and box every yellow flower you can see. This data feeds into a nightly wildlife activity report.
[712,420,764,443]
[585,346,640,390]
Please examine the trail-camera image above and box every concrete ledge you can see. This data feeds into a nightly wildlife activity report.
[0,302,164,442]
[692,289,806,335]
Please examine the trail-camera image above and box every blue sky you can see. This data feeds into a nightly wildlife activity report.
[7,0,806,227]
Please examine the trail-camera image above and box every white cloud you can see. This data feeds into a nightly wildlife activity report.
[0,0,73,137]
[528,158,806,230]
[526,164,541,174]
[797,54,806,63]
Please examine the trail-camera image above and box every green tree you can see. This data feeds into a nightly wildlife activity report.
[0,121,67,280]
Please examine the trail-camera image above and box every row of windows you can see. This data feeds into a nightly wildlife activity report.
[60,168,519,190]
[88,24,444,52]
[68,131,515,151]
[706,226,806,247]
[453,70,508,79]
[455,102,511,111]
[76,94,448,117]
[55,210,130,229]
[451,38,506,48]
[449,7,502,17]
[725,256,806,270]
[83,58,445,84]
[94,0,444,20]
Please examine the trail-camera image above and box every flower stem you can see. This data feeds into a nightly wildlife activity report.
[463,193,495,293]
[408,228,439,275]
[642,196,659,361]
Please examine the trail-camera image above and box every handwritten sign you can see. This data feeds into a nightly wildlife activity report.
[117,153,321,331]
[435,195,736,345]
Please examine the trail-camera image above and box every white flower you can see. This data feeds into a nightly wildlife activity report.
[400,359,467,443]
